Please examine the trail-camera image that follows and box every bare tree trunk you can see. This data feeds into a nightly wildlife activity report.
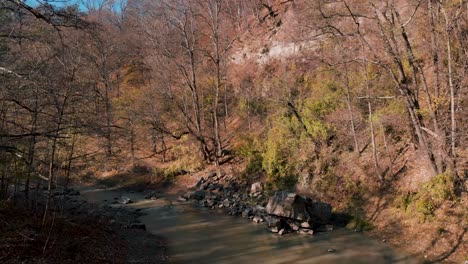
[161,136,167,163]
[344,63,359,155]
[371,4,438,177]
[365,67,381,181]
[25,87,39,204]
[394,7,444,173]
[130,120,136,167]
[64,134,77,190]
[429,0,441,99]
[43,137,57,226]
[208,0,224,177]
[380,121,393,177]
[446,30,456,159]
[104,78,113,156]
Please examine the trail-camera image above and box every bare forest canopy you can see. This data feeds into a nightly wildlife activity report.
[0,0,466,222]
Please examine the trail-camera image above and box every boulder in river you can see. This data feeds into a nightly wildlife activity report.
[252,215,264,223]
[117,197,133,204]
[266,191,332,224]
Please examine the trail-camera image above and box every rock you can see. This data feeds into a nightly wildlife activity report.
[207,199,216,207]
[265,216,289,230]
[298,228,314,235]
[177,196,188,202]
[266,191,332,224]
[327,248,336,253]
[242,208,252,218]
[300,221,312,229]
[187,190,205,200]
[117,197,133,204]
[253,205,266,214]
[278,229,286,235]
[145,191,160,200]
[290,222,300,231]
[252,192,261,197]
[315,224,334,232]
[270,227,279,233]
[250,182,263,194]
[195,177,205,187]
[252,215,264,223]
[199,182,210,191]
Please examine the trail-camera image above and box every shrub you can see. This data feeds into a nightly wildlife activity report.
[402,172,456,220]
[236,136,264,180]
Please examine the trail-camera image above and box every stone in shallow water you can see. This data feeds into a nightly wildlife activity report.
[252,215,264,223]
[242,208,252,218]
[117,197,133,204]
[290,222,300,231]
[298,228,314,235]
[300,221,312,229]
[266,191,332,224]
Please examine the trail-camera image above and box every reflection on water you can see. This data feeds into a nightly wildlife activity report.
[81,188,419,264]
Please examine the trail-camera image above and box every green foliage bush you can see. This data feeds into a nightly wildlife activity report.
[262,114,300,190]
[397,172,455,220]
[236,136,264,181]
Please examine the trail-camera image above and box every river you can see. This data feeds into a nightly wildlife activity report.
[80,187,420,264]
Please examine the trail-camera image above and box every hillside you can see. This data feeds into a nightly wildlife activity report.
[0,0,466,263]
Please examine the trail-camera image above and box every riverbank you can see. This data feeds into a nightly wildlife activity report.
[79,185,420,264]
[0,189,169,264]
[88,162,466,263]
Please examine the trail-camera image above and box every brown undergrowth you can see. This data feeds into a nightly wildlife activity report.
[0,202,126,263]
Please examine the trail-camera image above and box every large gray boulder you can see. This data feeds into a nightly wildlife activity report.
[265,191,332,224]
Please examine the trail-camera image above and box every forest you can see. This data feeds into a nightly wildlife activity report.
[0,0,466,263]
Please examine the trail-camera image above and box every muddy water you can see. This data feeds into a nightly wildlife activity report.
[80,188,419,264]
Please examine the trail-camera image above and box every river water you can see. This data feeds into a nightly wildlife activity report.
[80,188,420,264]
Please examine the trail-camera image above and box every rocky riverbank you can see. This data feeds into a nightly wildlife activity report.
[168,172,344,237]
